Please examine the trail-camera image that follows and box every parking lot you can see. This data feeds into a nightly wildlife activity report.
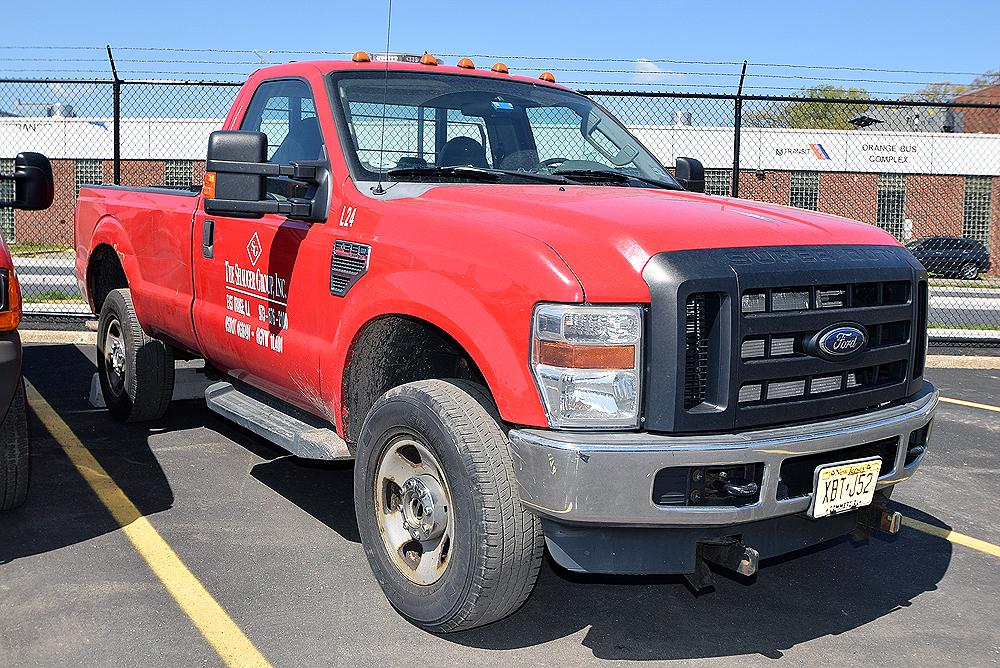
[2,340,998,667]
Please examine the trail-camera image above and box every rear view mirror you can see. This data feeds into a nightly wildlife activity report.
[204,131,267,217]
[204,130,326,221]
[0,152,54,210]
[675,157,705,193]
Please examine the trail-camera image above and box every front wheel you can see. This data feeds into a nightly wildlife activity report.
[354,380,544,632]
[960,262,980,280]
[97,288,175,422]
[0,379,30,510]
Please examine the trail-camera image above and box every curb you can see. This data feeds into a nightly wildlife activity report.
[19,330,97,345]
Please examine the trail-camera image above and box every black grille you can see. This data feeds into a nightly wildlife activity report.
[330,240,370,297]
[736,278,917,428]
[641,245,927,434]
[683,294,710,409]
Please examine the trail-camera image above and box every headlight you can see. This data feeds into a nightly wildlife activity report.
[531,304,642,429]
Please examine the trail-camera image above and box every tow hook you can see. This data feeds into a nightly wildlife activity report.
[848,492,902,542]
[684,540,760,592]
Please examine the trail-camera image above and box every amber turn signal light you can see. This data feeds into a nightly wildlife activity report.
[534,340,635,369]
[0,270,22,333]
[539,71,556,83]
[352,50,371,63]
[491,62,509,74]
[203,171,217,199]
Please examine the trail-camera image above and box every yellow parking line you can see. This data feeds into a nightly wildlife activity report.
[940,396,1000,413]
[24,380,271,668]
[902,516,1000,558]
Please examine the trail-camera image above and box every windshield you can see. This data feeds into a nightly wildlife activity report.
[330,71,678,188]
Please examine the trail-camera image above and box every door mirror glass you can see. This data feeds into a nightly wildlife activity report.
[1,152,54,211]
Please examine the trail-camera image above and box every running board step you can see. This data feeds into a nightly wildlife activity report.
[205,381,351,460]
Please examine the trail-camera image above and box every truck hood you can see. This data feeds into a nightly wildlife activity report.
[410,184,900,301]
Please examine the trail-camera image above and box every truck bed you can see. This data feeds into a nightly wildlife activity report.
[75,185,201,352]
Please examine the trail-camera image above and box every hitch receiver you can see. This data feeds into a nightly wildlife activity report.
[684,540,759,592]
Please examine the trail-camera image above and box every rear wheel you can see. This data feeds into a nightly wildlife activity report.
[0,379,30,511]
[97,288,175,422]
[355,379,544,632]
[960,262,980,280]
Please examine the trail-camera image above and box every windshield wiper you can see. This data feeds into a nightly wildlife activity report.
[387,165,569,185]
[554,168,682,190]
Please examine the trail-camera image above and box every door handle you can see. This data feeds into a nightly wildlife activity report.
[202,219,215,259]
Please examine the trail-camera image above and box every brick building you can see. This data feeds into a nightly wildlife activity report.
[953,83,1000,134]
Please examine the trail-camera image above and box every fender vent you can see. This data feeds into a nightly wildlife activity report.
[330,240,370,297]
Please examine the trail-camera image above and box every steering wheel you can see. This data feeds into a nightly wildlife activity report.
[538,157,569,170]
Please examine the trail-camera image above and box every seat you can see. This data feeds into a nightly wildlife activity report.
[271,116,324,164]
[437,136,488,168]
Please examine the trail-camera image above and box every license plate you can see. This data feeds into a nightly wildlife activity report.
[808,457,882,519]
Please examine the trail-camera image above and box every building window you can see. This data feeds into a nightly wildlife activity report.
[164,160,195,188]
[704,169,731,196]
[876,173,907,241]
[75,159,104,197]
[0,158,13,243]
[963,176,993,250]
[789,171,819,211]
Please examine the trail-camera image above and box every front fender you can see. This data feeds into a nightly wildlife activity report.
[325,248,582,429]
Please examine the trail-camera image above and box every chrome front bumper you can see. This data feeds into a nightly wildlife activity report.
[508,383,937,527]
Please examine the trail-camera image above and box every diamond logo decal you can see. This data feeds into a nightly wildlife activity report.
[246,232,262,267]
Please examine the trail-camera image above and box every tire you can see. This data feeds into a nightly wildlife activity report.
[97,288,175,422]
[960,262,979,280]
[0,379,30,511]
[354,379,544,633]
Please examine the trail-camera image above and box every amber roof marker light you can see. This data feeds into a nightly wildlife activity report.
[539,71,556,83]
[457,57,475,70]
[419,52,439,66]
[491,62,509,74]
[352,50,371,63]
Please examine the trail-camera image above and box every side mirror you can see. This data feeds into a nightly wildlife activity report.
[203,130,327,221]
[1,152,54,210]
[674,157,705,193]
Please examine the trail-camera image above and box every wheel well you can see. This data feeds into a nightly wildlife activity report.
[87,244,128,313]
[342,315,490,444]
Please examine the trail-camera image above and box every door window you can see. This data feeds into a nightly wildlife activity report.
[240,79,324,198]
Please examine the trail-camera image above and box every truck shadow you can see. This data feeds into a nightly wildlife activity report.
[251,441,953,661]
[445,503,950,659]
[0,343,182,563]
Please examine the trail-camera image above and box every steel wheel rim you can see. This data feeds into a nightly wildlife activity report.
[103,317,127,399]
[374,436,454,585]
[962,264,977,279]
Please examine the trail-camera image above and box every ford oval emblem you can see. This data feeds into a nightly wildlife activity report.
[815,324,868,360]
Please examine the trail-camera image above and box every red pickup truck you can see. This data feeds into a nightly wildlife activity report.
[75,54,938,631]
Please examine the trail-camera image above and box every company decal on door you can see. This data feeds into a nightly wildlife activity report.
[222,231,289,354]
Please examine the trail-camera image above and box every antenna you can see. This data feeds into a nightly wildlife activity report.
[371,0,393,195]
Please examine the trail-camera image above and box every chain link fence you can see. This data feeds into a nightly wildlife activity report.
[1,78,998,342]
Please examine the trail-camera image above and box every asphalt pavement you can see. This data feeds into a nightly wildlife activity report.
[1,342,998,667]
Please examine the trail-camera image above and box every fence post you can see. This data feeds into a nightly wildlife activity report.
[106,45,121,185]
[731,61,748,198]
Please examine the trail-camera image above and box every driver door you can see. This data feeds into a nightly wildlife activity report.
[192,78,335,410]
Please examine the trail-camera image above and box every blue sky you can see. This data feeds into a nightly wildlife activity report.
[2,0,998,96]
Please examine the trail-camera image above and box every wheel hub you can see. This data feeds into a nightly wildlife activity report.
[109,339,126,376]
[400,475,448,542]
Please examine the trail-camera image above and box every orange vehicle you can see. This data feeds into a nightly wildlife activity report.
[0,152,53,510]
